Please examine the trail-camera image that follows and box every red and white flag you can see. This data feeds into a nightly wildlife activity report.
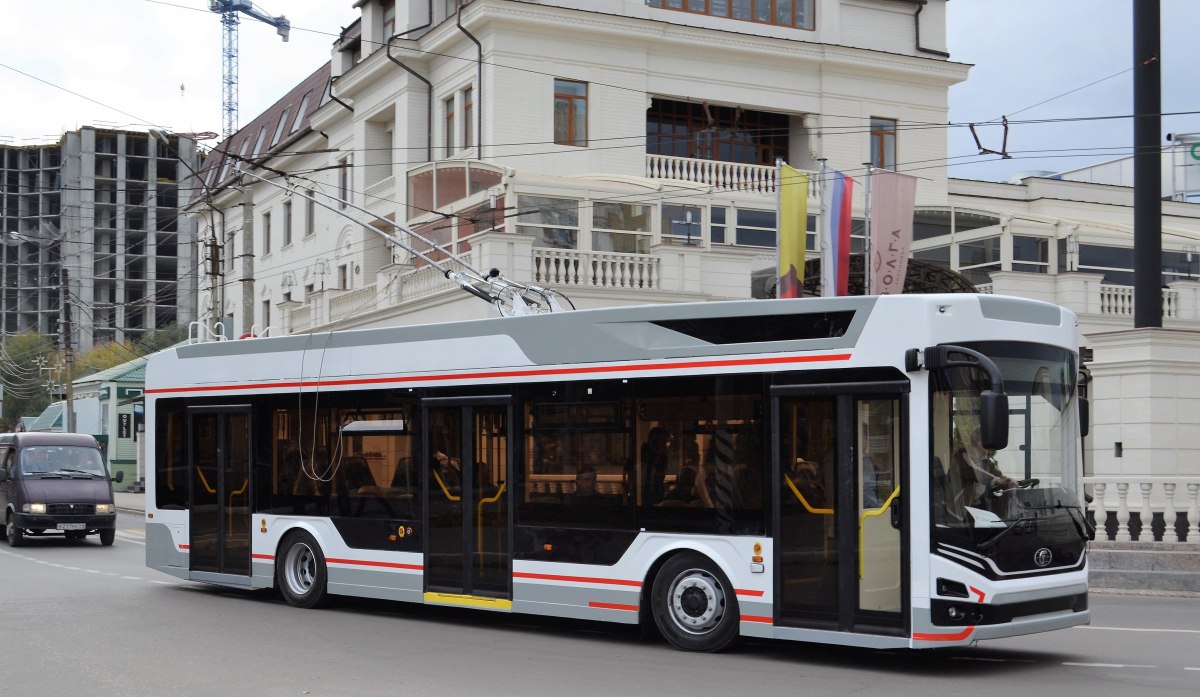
[869,170,917,295]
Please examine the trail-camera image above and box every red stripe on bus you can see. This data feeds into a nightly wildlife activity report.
[740,614,773,624]
[912,627,975,642]
[513,571,642,588]
[970,586,986,603]
[145,354,853,395]
[326,557,424,571]
[588,601,639,612]
[178,544,190,550]
[735,588,765,597]
[251,554,274,561]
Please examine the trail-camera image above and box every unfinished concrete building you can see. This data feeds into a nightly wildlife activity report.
[0,127,201,351]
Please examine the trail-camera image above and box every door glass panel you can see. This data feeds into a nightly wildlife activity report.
[427,407,464,591]
[473,407,508,595]
[858,399,901,613]
[778,398,838,623]
[191,413,220,573]
[223,413,251,575]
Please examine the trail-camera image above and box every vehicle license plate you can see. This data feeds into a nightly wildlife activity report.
[56,523,87,531]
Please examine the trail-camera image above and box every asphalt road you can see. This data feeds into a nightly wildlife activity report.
[0,512,1196,697]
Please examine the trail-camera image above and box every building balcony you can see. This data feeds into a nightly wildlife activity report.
[645,153,819,199]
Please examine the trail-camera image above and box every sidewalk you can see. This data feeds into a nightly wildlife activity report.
[114,491,145,514]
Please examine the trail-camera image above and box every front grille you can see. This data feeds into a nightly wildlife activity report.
[47,503,95,515]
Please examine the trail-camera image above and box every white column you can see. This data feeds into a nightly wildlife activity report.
[1092,481,1108,541]
[1139,482,1154,542]
[1115,482,1131,542]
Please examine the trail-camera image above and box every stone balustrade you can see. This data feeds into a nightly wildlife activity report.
[1084,477,1200,543]
[645,153,819,198]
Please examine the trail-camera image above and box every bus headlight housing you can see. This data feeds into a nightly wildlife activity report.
[21,503,46,514]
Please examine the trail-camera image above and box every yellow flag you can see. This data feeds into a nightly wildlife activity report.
[778,164,809,299]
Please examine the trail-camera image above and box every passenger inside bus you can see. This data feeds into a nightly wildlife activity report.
[640,427,673,504]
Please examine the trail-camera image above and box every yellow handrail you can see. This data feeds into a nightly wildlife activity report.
[783,475,833,515]
[195,466,216,495]
[432,469,460,502]
[476,481,507,566]
[859,486,900,579]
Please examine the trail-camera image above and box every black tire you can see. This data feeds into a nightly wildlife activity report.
[7,515,25,548]
[99,528,116,546]
[276,531,332,609]
[651,552,740,652]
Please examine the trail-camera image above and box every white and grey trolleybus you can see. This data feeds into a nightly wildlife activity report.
[144,294,1091,651]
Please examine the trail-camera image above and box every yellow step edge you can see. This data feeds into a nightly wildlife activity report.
[423,592,513,611]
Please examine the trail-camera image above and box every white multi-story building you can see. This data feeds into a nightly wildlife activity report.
[190,0,1200,540]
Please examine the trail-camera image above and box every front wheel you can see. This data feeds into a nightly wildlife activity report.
[277,531,331,609]
[651,552,740,652]
[6,515,25,547]
[99,528,116,546]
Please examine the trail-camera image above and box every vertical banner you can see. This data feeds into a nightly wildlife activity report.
[869,170,917,295]
[819,169,855,296]
[777,164,809,299]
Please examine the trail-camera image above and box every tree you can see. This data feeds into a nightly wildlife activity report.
[0,333,57,431]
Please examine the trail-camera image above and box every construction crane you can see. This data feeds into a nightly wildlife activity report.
[209,0,291,139]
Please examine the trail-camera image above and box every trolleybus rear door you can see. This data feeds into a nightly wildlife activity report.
[187,406,252,583]
[773,384,907,635]
[423,398,512,603]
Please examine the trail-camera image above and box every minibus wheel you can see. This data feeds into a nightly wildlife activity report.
[6,515,24,547]
[99,529,116,546]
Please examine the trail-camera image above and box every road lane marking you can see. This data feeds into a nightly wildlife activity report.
[1076,626,1200,635]
[1185,668,1200,672]
[1062,662,1156,669]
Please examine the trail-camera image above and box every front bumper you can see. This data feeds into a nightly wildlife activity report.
[13,513,117,531]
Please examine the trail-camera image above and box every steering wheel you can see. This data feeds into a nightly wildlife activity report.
[1016,478,1040,488]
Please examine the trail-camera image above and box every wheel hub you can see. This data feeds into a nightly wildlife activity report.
[669,570,725,634]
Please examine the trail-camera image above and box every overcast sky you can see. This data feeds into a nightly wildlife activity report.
[1,1,1197,183]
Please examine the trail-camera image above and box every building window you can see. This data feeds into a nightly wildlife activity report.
[444,96,456,156]
[305,190,315,236]
[262,211,271,255]
[661,204,704,246]
[647,98,787,166]
[553,79,587,147]
[1012,235,1050,274]
[517,196,579,249]
[958,236,1001,285]
[593,202,651,253]
[647,0,815,31]
[870,118,897,171]
[338,158,350,209]
[463,87,474,151]
[282,200,293,246]
[338,264,350,290]
[261,300,270,330]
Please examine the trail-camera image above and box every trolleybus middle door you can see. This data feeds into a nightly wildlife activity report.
[772,384,907,635]
[423,397,513,605]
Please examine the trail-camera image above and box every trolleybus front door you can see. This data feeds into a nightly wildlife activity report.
[773,387,907,635]
[423,399,512,601]
[187,406,252,581]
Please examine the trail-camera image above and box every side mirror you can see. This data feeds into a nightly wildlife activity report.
[1078,397,1090,438]
[980,390,1010,451]
[112,470,125,484]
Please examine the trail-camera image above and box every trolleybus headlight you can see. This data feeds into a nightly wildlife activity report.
[22,503,46,514]
[946,605,965,621]
[95,503,115,514]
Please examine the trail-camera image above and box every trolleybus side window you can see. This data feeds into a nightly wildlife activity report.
[155,400,188,510]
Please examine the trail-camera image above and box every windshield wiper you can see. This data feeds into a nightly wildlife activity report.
[54,468,101,478]
[976,515,1034,554]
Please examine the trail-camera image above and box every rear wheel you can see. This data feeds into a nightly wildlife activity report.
[277,531,331,608]
[99,528,116,546]
[651,552,740,652]
[6,515,25,547]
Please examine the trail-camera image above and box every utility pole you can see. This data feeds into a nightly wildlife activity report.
[60,268,75,433]
[1133,0,1162,328]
